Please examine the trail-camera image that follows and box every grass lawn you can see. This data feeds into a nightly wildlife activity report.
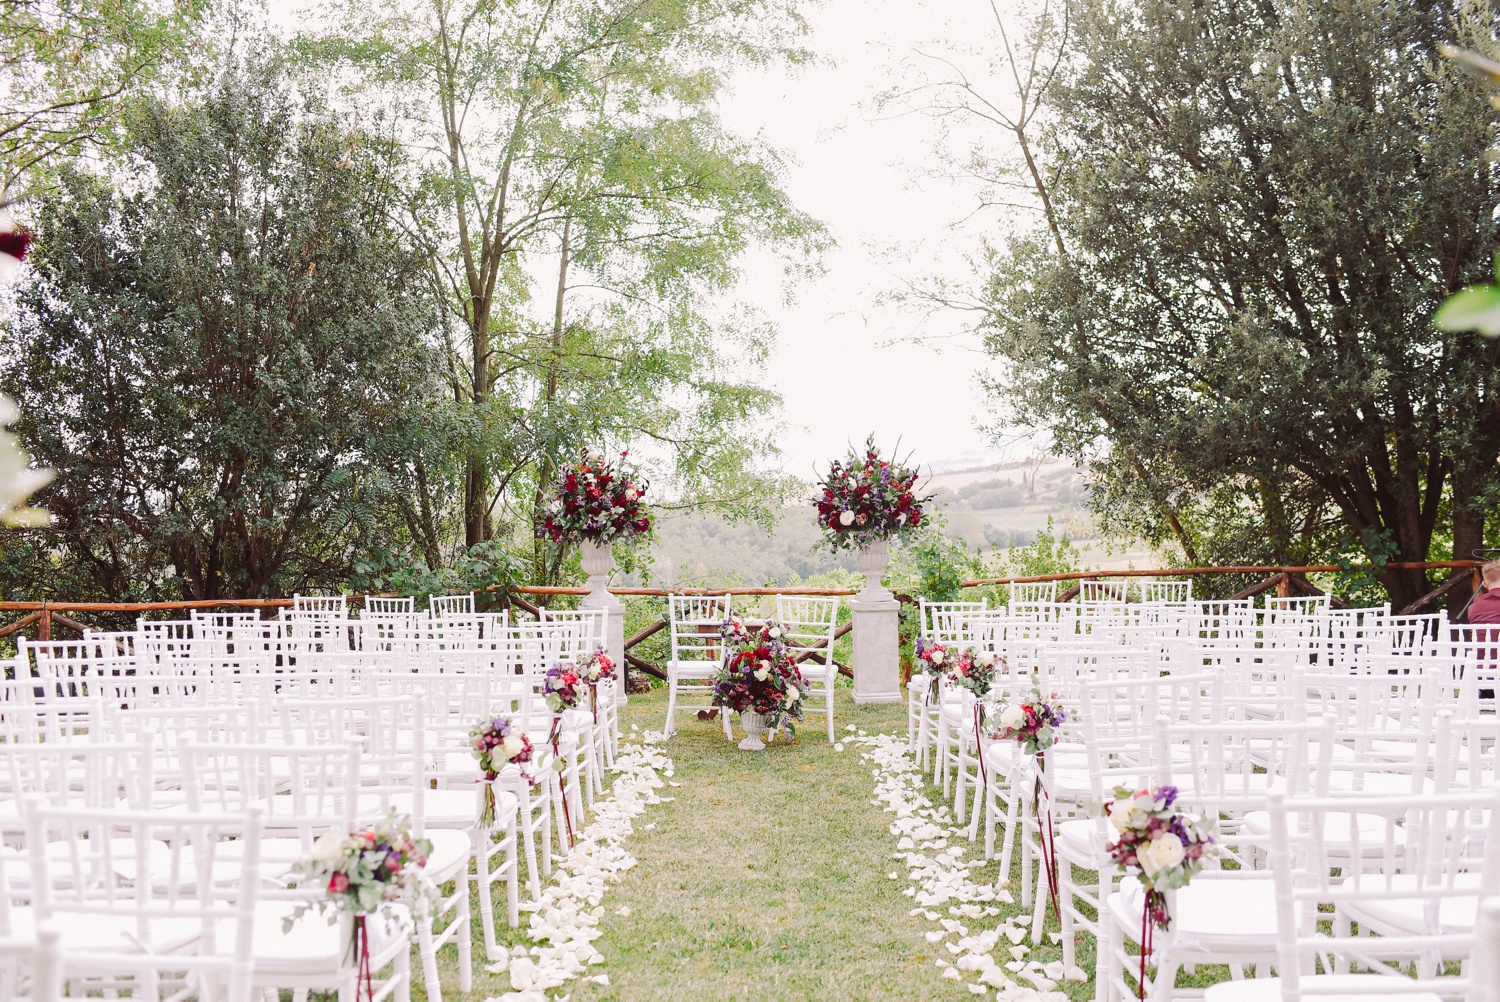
[419,682,1104,1001]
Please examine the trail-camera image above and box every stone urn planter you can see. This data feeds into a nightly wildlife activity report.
[855,538,893,602]
[579,539,613,596]
[738,711,770,751]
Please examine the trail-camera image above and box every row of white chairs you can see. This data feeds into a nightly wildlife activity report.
[1,612,614,1001]
[915,598,1500,1001]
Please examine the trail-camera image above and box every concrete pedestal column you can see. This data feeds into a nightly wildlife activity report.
[579,540,628,705]
[851,539,902,704]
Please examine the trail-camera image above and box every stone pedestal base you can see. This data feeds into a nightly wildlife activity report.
[579,540,628,706]
[851,596,902,704]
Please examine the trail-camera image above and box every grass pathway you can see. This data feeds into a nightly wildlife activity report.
[430,684,1097,1000]
[568,688,961,1001]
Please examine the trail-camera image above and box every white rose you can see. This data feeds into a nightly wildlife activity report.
[786,686,799,702]
[1108,799,1140,833]
[502,733,524,757]
[754,667,770,682]
[585,449,604,465]
[311,831,347,865]
[976,651,996,667]
[998,704,1026,730]
[930,649,945,666]
[1137,832,1187,878]
[768,627,782,639]
[838,510,854,526]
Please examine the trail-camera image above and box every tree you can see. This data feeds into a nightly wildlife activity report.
[0,49,449,600]
[309,0,823,577]
[972,0,1500,608]
[0,0,205,196]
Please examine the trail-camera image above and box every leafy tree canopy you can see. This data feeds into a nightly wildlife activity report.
[0,47,451,600]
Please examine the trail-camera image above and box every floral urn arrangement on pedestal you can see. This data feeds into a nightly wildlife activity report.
[537,447,652,557]
[711,618,805,751]
[814,436,931,601]
[536,447,650,696]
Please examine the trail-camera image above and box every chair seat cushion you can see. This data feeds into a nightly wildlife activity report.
[1341,872,1484,935]
[7,903,202,957]
[1110,875,1277,952]
[1204,975,1441,1002]
[244,900,411,975]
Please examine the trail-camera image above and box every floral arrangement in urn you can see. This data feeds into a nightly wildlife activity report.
[813,436,930,550]
[537,448,651,545]
[712,619,805,744]
[1105,785,1217,998]
[285,811,436,997]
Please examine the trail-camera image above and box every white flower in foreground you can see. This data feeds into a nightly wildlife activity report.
[0,395,51,528]
[838,510,854,526]
[310,830,346,865]
[1137,832,1186,878]
[754,667,770,682]
[929,649,945,666]
[1108,798,1141,833]
[997,704,1025,730]
[786,686,799,702]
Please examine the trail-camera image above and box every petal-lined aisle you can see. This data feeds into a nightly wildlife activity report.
[564,688,1056,1001]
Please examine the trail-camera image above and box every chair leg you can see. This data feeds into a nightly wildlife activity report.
[664,676,678,736]
[826,682,835,743]
[471,827,502,962]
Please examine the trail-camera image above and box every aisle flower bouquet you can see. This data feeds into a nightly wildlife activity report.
[577,646,616,684]
[284,812,435,998]
[470,713,536,827]
[947,647,1001,698]
[1105,785,1216,998]
[544,662,587,712]
[983,687,1066,754]
[537,448,651,545]
[712,620,805,736]
[814,436,931,551]
[913,638,950,698]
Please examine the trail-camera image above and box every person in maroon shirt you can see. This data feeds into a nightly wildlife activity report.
[1468,563,1500,625]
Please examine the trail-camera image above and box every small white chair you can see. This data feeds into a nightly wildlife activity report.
[664,595,732,737]
[431,593,476,617]
[365,595,415,616]
[776,595,841,743]
[291,593,348,617]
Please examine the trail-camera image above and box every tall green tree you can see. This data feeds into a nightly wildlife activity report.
[973,0,1500,608]
[308,0,823,578]
[0,0,205,196]
[0,49,449,600]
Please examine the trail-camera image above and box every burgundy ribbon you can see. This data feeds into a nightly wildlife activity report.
[356,914,374,1002]
[972,703,987,788]
[1138,888,1164,1000]
[551,718,575,848]
[591,682,599,725]
[1033,750,1060,924]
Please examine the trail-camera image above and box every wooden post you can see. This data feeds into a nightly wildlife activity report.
[1276,573,1292,599]
[38,603,50,641]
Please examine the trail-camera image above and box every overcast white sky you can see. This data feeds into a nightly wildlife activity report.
[715,0,1034,477]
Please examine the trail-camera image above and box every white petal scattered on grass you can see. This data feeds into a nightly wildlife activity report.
[482,738,673,1002]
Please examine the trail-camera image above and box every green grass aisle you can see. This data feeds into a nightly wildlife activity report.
[568,687,961,1000]
[422,684,1102,1000]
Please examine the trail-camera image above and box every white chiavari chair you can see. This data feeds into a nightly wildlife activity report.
[1201,788,1500,1002]
[664,595,732,737]
[776,595,841,743]
[23,800,265,1002]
